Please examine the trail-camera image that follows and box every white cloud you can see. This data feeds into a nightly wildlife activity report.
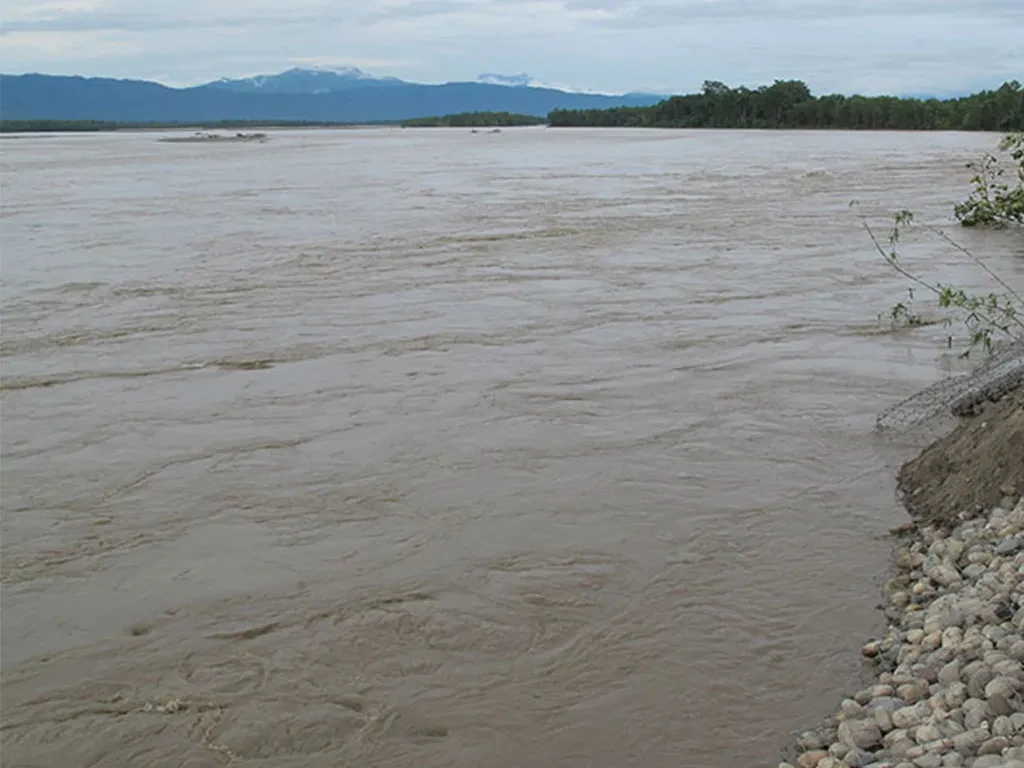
[0,0,1020,95]
[288,56,422,70]
[0,29,145,61]
[0,0,103,21]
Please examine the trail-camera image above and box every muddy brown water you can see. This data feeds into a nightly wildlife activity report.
[2,128,1022,768]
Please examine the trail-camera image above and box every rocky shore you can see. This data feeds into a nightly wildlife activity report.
[780,389,1024,768]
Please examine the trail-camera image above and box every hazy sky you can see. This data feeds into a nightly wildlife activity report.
[1,0,1022,95]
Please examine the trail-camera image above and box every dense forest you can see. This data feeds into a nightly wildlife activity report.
[401,111,545,127]
[548,80,1024,130]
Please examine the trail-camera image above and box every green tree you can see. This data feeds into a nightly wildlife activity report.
[866,210,1023,356]
[954,132,1024,227]
[866,132,1024,358]
[401,112,545,128]
[546,80,1024,131]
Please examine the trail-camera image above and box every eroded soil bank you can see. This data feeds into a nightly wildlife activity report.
[898,389,1024,528]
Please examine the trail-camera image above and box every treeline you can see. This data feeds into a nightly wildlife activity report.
[401,112,545,127]
[0,119,387,133]
[548,80,1024,131]
[0,120,122,132]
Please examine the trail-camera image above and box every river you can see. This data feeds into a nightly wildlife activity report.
[2,127,1021,768]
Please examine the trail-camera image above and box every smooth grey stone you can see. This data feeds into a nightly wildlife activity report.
[838,719,882,750]
[978,735,1010,755]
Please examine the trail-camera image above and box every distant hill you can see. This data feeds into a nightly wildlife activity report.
[205,66,407,94]
[0,72,663,124]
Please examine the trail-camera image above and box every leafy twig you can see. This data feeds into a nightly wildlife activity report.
[863,210,1022,356]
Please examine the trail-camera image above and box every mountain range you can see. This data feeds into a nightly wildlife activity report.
[0,67,663,124]
[204,67,408,94]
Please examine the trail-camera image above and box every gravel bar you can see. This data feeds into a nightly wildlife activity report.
[779,495,1024,768]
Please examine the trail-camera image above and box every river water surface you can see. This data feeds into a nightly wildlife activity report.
[2,128,1021,768]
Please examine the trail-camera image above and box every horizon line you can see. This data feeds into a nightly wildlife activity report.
[1,69,1015,101]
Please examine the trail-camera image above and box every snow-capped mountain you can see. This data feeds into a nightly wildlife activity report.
[474,72,632,96]
[476,73,534,87]
[204,67,656,99]
[207,67,407,94]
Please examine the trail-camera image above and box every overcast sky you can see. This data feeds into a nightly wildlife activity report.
[1,0,1022,95]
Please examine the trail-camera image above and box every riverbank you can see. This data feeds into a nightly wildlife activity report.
[781,388,1024,768]
[158,131,269,144]
[0,120,398,134]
